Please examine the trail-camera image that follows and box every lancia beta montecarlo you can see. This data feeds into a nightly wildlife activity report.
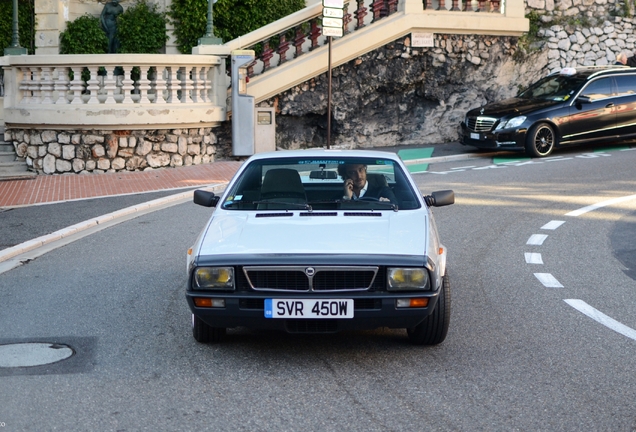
[186,149,454,345]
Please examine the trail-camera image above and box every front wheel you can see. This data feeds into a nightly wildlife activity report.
[525,123,556,157]
[192,314,226,343]
[407,271,451,345]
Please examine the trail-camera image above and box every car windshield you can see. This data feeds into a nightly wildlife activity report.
[518,74,586,101]
[221,156,421,211]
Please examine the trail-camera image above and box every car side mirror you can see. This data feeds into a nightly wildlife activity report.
[577,95,592,104]
[424,190,455,207]
[193,190,219,207]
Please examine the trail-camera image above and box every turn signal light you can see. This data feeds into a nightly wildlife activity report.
[396,298,429,308]
[193,298,225,308]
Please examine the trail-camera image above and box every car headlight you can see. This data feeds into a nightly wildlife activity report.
[387,268,430,291]
[193,267,234,290]
[495,116,526,131]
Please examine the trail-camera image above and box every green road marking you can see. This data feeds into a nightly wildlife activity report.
[493,155,531,164]
[594,146,630,152]
[398,148,434,161]
[407,163,429,173]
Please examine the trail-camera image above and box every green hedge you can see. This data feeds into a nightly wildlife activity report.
[0,0,36,55]
[60,15,108,54]
[169,0,306,54]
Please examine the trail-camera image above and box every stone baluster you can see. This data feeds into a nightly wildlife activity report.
[371,0,384,21]
[86,66,100,104]
[29,67,41,104]
[343,2,352,35]
[153,66,167,104]
[54,67,70,104]
[137,65,151,103]
[355,0,367,29]
[121,66,135,104]
[261,38,274,71]
[277,31,290,64]
[478,0,486,11]
[69,66,84,104]
[190,66,200,103]
[462,0,470,11]
[490,0,500,12]
[40,67,54,104]
[103,66,117,104]
[308,18,321,51]
[437,0,446,10]
[198,66,209,103]
[426,0,434,11]
[17,67,31,104]
[166,66,179,103]
[450,0,461,11]
[180,66,193,104]
[387,0,399,14]
[293,26,306,58]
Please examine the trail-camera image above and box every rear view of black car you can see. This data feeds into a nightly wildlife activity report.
[460,66,636,157]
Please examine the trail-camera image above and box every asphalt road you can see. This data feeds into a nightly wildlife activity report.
[1,147,636,430]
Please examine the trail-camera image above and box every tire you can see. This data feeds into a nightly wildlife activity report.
[525,123,556,158]
[192,314,226,343]
[407,271,451,345]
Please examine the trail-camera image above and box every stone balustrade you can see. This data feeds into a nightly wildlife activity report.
[1,54,228,130]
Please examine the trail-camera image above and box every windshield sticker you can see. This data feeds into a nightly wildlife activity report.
[298,160,343,165]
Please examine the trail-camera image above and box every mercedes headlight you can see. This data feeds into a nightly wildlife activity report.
[387,268,430,291]
[193,267,234,290]
[495,116,526,131]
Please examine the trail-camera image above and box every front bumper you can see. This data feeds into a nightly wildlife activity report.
[186,291,439,333]
[460,122,527,151]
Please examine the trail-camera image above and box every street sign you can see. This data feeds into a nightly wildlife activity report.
[323,27,343,37]
[323,7,344,18]
[322,17,343,28]
[323,0,345,7]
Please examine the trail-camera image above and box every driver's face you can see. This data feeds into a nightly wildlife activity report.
[346,164,367,188]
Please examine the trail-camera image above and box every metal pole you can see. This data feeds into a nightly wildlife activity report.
[4,0,27,55]
[198,0,222,45]
[327,36,332,149]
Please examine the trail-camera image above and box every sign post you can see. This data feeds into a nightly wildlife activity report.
[322,0,345,148]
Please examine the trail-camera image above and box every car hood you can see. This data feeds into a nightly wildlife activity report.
[197,211,428,257]
[468,97,562,118]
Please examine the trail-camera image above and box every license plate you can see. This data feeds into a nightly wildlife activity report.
[470,132,480,140]
[265,299,354,319]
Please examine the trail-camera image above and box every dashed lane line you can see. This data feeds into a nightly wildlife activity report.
[534,273,564,288]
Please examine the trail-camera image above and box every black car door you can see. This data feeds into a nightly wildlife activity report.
[561,77,617,145]
[613,74,636,139]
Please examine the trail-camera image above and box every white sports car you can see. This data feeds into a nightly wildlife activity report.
[187,149,454,345]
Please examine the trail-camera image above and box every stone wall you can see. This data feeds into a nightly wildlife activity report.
[6,128,220,174]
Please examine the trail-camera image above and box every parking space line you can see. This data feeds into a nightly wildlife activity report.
[565,299,636,342]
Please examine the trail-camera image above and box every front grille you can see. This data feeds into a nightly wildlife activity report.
[243,266,380,292]
[285,319,339,333]
[466,116,497,132]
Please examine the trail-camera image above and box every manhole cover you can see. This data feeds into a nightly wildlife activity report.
[0,343,74,367]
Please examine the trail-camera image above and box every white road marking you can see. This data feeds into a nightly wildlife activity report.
[525,253,543,264]
[534,273,563,288]
[544,157,573,162]
[565,193,636,217]
[565,299,636,341]
[541,220,565,230]
[527,234,548,245]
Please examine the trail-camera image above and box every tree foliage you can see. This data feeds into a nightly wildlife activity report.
[60,15,107,54]
[0,0,36,55]
[117,0,167,54]
[169,0,305,54]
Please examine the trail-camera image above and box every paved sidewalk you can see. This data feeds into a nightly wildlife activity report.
[0,161,242,208]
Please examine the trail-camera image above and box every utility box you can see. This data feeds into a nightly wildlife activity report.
[231,50,255,156]
[255,108,276,153]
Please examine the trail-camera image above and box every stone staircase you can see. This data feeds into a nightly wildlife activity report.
[0,126,35,181]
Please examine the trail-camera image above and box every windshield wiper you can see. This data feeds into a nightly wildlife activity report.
[335,199,398,211]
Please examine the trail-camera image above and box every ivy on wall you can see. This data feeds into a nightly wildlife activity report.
[169,0,306,54]
[0,0,36,55]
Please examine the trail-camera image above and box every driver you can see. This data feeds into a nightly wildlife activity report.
[338,163,397,203]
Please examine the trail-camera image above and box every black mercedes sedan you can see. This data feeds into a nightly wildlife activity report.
[460,66,636,157]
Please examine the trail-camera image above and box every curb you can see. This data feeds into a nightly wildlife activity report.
[0,183,227,265]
